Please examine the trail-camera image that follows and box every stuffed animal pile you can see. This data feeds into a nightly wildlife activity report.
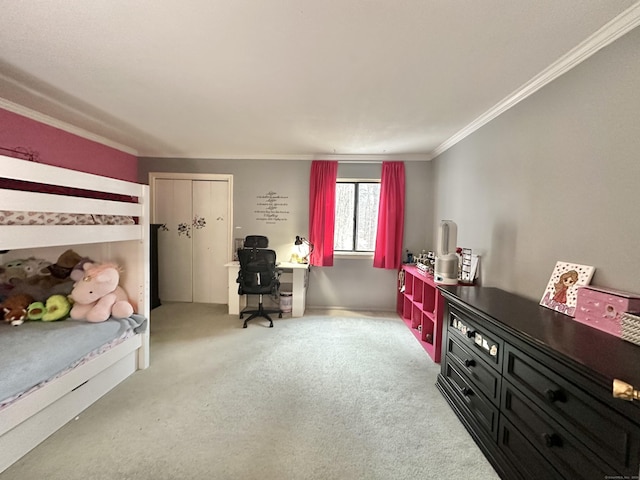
[0,250,79,301]
[0,250,75,325]
[0,250,133,326]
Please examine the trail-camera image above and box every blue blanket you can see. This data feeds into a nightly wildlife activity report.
[0,314,146,405]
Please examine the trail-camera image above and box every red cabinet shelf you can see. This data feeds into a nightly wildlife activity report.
[397,265,444,363]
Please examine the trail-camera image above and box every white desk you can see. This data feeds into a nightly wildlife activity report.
[225,261,310,317]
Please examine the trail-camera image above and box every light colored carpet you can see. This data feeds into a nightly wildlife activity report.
[2,303,499,480]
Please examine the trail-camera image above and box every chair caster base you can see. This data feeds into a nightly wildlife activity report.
[240,305,282,329]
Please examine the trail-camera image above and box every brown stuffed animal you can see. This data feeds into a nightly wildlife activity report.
[47,249,83,279]
[1,293,35,326]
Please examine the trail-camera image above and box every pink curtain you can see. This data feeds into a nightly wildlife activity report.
[373,161,405,269]
[309,160,338,266]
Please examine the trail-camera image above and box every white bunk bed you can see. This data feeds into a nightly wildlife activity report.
[0,154,150,473]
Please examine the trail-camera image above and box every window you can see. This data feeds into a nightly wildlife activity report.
[334,181,380,252]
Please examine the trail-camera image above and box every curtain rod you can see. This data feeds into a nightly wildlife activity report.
[338,160,383,164]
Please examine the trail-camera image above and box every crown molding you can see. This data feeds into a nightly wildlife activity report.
[315,153,430,161]
[0,97,138,156]
[431,1,640,160]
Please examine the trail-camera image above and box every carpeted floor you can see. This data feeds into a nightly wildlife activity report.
[1,303,499,480]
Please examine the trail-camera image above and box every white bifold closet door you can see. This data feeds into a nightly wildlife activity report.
[154,178,229,303]
[192,180,229,303]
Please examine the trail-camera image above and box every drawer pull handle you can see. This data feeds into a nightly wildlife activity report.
[464,359,476,368]
[545,389,566,403]
[542,433,562,448]
[462,387,473,397]
[613,379,640,402]
[466,330,476,339]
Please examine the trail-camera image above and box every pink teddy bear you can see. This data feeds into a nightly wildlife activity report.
[70,263,134,322]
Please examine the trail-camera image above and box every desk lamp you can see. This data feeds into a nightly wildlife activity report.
[292,236,314,264]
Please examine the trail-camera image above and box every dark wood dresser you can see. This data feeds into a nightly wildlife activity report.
[436,286,640,480]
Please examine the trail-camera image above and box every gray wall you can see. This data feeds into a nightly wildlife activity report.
[137,26,640,310]
[138,158,432,311]
[432,27,640,301]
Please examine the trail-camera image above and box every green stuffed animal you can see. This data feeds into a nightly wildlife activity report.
[27,295,71,322]
[27,301,45,320]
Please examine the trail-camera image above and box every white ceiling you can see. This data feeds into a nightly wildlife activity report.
[1,1,639,159]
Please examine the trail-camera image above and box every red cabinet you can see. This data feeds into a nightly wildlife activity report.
[397,265,444,362]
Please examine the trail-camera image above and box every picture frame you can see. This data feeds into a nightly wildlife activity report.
[540,261,595,317]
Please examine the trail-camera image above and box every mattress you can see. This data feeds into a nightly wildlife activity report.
[0,315,147,408]
[0,211,135,225]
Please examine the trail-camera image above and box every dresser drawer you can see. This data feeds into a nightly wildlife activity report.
[443,360,499,441]
[504,343,640,473]
[501,380,613,479]
[498,416,563,480]
[448,306,503,370]
[446,335,501,406]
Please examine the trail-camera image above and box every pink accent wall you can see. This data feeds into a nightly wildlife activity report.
[0,108,137,182]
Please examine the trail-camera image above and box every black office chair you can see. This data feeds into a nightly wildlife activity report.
[236,235,282,328]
